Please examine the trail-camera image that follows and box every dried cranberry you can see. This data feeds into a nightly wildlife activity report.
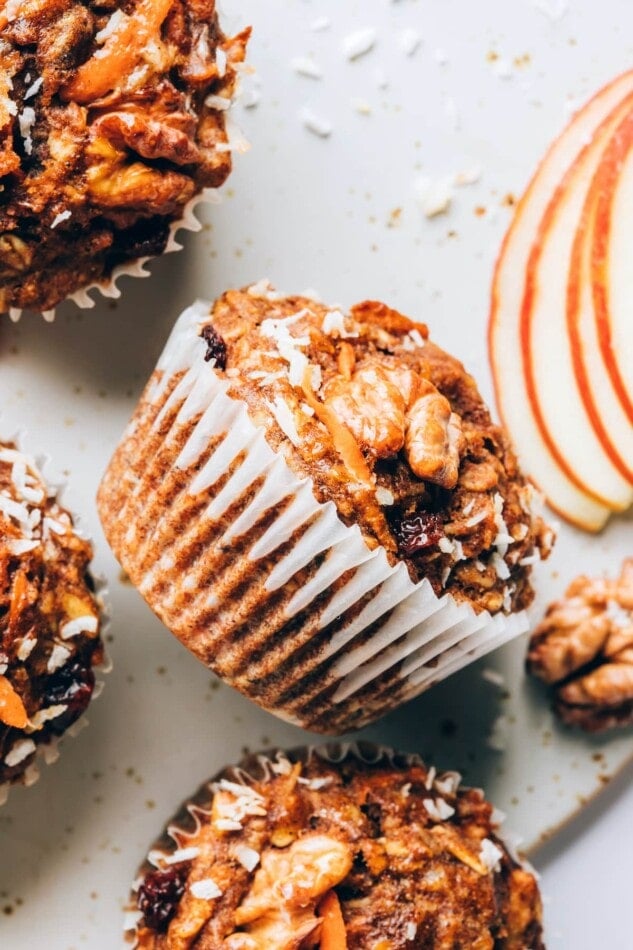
[200,324,227,370]
[138,863,190,933]
[42,660,95,731]
[391,510,444,556]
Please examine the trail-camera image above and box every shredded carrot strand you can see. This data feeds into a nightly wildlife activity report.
[62,0,174,104]
[0,675,28,729]
[318,891,347,950]
[301,372,374,489]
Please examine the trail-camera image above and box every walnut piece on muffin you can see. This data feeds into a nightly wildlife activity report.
[193,284,552,614]
[527,559,633,731]
[0,442,104,792]
[129,745,545,949]
[0,0,249,314]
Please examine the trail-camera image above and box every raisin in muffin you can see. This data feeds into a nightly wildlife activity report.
[0,0,249,314]
[527,558,633,731]
[98,284,553,732]
[0,441,104,797]
[127,744,545,949]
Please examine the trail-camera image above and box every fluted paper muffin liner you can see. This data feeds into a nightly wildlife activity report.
[6,186,226,323]
[99,301,528,734]
[0,436,111,805]
[124,742,538,945]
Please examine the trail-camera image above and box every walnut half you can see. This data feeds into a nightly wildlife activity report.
[527,560,633,731]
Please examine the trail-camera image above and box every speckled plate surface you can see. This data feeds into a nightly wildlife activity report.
[1,1,631,946]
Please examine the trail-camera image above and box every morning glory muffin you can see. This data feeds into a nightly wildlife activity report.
[0,441,104,798]
[127,744,545,949]
[98,283,552,733]
[0,0,249,315]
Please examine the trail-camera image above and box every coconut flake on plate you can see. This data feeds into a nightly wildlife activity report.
[291,56,323,80]
[342,28,377,61]
[300,107,333,138]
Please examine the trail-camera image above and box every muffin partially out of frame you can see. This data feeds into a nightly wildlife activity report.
[98,283,553,732]
[128,744,545,949]
[0,0,249,315]
[0,441,104,797]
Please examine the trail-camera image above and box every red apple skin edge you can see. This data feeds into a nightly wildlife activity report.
[591,115,633,426]
[519,95,633,508]
[488,70,633,528]
[567,106,633,484]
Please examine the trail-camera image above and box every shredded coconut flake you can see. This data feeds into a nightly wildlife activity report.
[291,56,323,79]
[423,797,455,822]
[300,106,333,138]
[190,878,222,901]
[266,396,301,446]
[376,487,395,506]
[234,844,260,872]
[204,94,232,111]
[216,48,227,78]
[5,738,36,767]
[50,210,72,230]
[17,637,36,661]
[47,644,71,673]
[399,28,422,56]
[29,705,67,730]
[342,27,377,61]
[23,76,43,101]
[165,847,201,864]
[415,176,453,218]
[18,106,36,155]
[59,615,98,640]
[480,837,504,872]
[310,15,330,32]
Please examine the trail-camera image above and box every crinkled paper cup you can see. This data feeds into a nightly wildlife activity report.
[98,302,528,734]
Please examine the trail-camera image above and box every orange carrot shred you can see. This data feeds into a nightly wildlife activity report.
[318,890,347,950]
[61,0,174,105]
[0,675,28,729]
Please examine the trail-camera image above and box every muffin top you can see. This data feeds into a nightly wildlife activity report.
[0,442,103,790]
[192,283,553,615]
[0,0,249,313]
[131,745,544,949]
[527,558,633,731]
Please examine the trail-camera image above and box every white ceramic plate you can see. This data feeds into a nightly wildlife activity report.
[1,0,631,945]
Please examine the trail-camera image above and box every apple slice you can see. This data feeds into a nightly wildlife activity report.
[592,113,633,424]
[521,96,633,513]
[567,109,633,483]
[490,71,633,530]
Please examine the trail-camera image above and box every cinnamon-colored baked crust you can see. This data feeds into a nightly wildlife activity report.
[527,559,633,731]
[0,0,249,313]
[0,442,103,788]
[188,285,552,614]
[130,745,545,949]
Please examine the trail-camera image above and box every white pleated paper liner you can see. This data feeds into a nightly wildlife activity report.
[98,301,529,734]
[0,434,111,806]
[123,742,533,945]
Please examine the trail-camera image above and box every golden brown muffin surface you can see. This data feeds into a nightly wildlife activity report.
[0,0,249,313]
[130,746,545,949]
[0,441,104,789]
[196,284,552,616]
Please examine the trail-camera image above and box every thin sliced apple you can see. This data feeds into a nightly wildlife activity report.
[568,109,633,483]
[521,96,633,512]
[592,114,633,424]
[490,71,633,531]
